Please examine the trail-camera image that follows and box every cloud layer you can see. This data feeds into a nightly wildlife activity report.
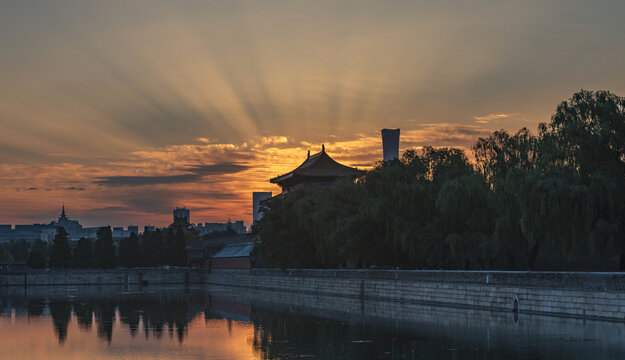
[1,1,624,226]
[0,124,495,227]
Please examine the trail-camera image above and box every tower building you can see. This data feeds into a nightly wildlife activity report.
[173,207,190,225]
[381,128,400,162]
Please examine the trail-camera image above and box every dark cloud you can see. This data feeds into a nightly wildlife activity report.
[95,174,199,186]
[190,206,218,212]
[64,186,85,191]
[94,162,250,186]
[16,187,38,191]
[84,206,133,213]
[114,188,241,214]
[184,163,250,175]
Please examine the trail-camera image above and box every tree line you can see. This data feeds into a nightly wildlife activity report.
[0,225,189,268]
[253,90,625,271]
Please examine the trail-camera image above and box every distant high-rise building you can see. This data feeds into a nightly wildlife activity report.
[173,207,190,225]
[253,192,272,223]
[144,225,156,233]
[127,225,138,235]
[381,128,400,162]
[201,220,246,235]
[112,226,139,240]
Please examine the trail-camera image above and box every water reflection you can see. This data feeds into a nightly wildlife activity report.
[3,286,203,345]
[48,300,72,344]
[1,284,625,359]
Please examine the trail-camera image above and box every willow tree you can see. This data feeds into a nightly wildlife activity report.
[538,90,625,269]
[95,226,116,269]
[49,227,72,268]
[472,129,539,268]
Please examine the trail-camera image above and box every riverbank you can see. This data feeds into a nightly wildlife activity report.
[205,269,625,321]
[3,268,625,321]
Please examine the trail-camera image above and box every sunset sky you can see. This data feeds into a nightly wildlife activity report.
[2,1,625,227]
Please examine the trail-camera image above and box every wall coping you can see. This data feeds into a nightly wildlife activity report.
[208,269,625,292]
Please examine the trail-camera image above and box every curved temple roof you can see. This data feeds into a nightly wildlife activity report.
[270,145,362,189]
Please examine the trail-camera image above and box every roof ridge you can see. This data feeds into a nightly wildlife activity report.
[270,148,361,185]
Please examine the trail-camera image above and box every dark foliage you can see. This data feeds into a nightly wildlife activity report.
[254,90,625,271]
[7,239,30,261]
[94,226,117,269]
[172,226,189,266]
[119,232,141,267]
[74,237,94,268]
[49,227,72,268]
[141,229,165,266]
[28,239,48,268]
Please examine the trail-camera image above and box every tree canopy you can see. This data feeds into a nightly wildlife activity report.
[94,226,116,269]
[49,227,72,268]
[253,90,625,271]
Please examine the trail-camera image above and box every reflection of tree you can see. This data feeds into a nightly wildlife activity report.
[95,301,116,343]
[1,286,205,346]
[48,300,72,345]
[118,300,141,337]
[140,295,192,344]
[27,299,46,318]
[250,308,392,359]
[74,302,94,330]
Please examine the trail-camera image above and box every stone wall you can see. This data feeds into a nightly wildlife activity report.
[204,285,625,359]
[204,269,625,321]
[0,268,204,286]
[4,267,625,321]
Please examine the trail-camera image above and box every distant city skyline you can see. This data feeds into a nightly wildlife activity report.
[1,1,625,226]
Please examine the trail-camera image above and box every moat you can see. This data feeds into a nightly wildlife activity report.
[1,284,625,359]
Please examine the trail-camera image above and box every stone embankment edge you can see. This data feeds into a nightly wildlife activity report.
[3,268,625,322]
[204,269,625,322]
[0,268,203,287]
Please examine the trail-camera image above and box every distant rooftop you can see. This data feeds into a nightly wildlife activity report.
[212,242,254,259]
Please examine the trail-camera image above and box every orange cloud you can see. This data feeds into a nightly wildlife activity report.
[0,124,494,227]
[472,113,519,124]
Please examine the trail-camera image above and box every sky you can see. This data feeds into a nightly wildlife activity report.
[1,1,625,227]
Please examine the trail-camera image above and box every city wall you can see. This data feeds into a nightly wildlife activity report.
[3,268,625,321]
[0,268,203,286]
[204,269,625,322]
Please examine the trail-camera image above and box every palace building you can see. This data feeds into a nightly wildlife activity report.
[270,145,363,193]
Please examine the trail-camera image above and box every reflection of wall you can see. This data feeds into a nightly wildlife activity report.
[204,284,625,360]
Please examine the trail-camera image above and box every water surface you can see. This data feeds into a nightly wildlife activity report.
[0,284,624,359]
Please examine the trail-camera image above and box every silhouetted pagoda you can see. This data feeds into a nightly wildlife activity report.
[270,145,362,193]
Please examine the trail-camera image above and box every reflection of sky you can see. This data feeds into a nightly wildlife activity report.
[1,1,625,226]
[0,316,257,360]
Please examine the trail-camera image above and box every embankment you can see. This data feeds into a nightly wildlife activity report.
[205,269,625,321]
[3,268,625,321]
[0,268,203,286]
